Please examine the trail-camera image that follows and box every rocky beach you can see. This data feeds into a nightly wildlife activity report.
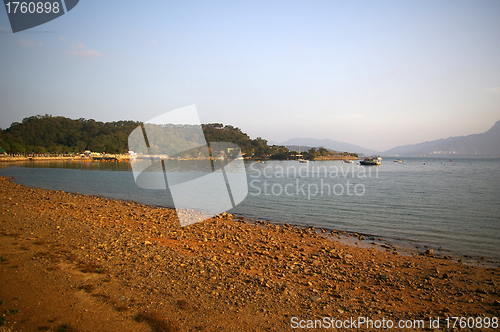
[1,176,499,331]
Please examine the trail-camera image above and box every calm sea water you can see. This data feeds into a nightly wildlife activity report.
[1,158,499,262]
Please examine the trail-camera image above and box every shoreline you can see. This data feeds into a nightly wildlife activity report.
[243,219,500,269]
[0,155,131,163]
[0,154,358,163]
[1,176,499,331]
[1,160,499,268]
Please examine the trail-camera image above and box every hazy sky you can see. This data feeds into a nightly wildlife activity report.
[1,1,499,151]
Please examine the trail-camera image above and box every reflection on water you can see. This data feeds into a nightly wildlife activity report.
[15,160,133,171]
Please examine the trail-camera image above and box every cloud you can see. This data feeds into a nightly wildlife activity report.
[16,39,42,47]
[59,36,66,42]
[0,25,10,32]
[152,39,157,45]
[68,43,102,58]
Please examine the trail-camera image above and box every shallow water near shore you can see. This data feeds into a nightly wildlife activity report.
[1,157,499,264]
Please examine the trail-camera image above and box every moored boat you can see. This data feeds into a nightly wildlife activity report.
[360,156,381,166]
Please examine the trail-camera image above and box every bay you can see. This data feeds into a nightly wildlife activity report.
[1,157,499,262]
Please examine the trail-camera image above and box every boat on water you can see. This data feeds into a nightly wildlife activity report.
[393,152,402,162]
[296,147,308,163]
[342,159,353,163]
[360,156,381,166]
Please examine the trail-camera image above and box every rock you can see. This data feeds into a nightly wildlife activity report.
[476,288,487,294]
[425,249,433,255]
[3,176,500,332]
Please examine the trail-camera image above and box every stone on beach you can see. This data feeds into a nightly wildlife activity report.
[0,176,499,331]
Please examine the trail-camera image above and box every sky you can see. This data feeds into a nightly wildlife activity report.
[0,1,499,152]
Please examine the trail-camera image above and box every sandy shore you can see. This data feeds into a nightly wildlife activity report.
[313,156,359,161]
[0,155,132,163]
[0,176,499,331]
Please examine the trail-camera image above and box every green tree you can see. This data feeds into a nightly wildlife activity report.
[306,147,319,160]
[0,116,293,159]
[318,147,329,156]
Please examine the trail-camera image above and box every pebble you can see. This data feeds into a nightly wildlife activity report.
[1,176,499,331]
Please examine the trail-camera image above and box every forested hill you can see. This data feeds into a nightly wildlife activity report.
[0,115,140,154]
[201,123,289,158]
[0,115,289,158]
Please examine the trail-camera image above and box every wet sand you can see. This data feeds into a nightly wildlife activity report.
[1,176,499,331]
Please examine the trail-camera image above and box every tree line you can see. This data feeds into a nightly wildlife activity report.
[0,115,291,159]
[0,115,139,154]
[0,115,356,160]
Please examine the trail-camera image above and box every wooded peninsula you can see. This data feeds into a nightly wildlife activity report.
[0,115,358,160]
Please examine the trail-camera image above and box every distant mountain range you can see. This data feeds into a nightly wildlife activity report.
[281,120,500,157]
[382,120,500,157]
[281,138,378,156]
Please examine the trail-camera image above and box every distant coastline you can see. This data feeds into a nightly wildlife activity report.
[0,151,361,163]
[0,155,130,163]
[312,155,359,161]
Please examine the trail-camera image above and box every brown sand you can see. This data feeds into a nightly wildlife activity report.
[0,176,499,331]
